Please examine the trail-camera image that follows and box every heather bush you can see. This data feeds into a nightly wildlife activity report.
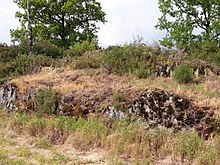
[33,88,57,115]
[33,40,63,58]
[173,64,193,83]
[102,44,155,77]
[64,40,97,57]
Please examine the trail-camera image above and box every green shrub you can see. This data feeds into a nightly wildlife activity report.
[33,40,63,58]
[12,54,58,75]
[112,92,125,110]
[190,41,220,66]
[173,64,193,83]
[0,62,14,79]
[64,40,97,57]
[33,88,57,115]
[0,45,26,63]
[71,54,102,69]
[102,44,155,77]
[0,54,59,79]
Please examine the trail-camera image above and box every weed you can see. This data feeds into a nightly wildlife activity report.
[34,88,57,115]
[0,149,25,165]
[196,146,217,165]
[13,147,32,158]
[175,130,204,161]
[35,138,53,149]
[51,152,70,164]
[113,92,125,110]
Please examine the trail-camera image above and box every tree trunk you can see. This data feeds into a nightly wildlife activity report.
[27,0,33,53]
[85,0,90,41]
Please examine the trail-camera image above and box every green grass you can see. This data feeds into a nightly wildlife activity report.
[0,109,220,164]
[0,149,26,165]
[35,138,53,149]
[13,147,32,158]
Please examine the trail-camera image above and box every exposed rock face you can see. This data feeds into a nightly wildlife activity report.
[156,64,174,77]
[0,82,219,138]
[130,89,217,138]
[155,62,220,78]
[105,89,219,139]
[0,83,18,112]
[59,89,113,116]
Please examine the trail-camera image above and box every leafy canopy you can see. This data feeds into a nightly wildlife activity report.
[156,0,220,48]
[11,0,106,48]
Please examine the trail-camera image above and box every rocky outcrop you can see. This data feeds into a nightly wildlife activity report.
[0,82,219,139]
[105,89,219,139]
[131,89,218,138]
[156,64,174,77]
[155,61,220,78]
[0,83,18,112]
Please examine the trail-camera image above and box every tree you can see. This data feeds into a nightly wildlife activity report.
[27,0,33,53]
[11,0,106,48]
[156,0,220,48]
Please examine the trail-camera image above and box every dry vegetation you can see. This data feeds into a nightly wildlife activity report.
[11,67,220,115]
[1,108,220,164]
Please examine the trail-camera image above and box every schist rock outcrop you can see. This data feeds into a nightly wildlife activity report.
[155,61,220,78]
[0,83,18,112]
[0,82,219,139]
[105,89,220,138]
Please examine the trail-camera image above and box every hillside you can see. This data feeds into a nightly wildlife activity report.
[1,65,220,164]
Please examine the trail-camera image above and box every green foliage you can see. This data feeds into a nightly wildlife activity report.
[113,92,124,110]
[35,138,53,149]
[102,44,155,77]
[156,0,220,48]
[196,146,217,165]
[190,41,220,66]
[1,108,219,163]
[64,40,97,57]
[0,45,27,63]
[33,88,57,115]
[0,43,60,79]
[12,54,57,75]
[12,0,106,47]
[173,64,193,83]
[33,40,63,58]
[175,131,204,160]
[71,54,102,69]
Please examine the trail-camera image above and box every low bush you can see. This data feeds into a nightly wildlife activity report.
[0,45,26,63]
[70,54,102,69]
[64,40,97,57]
[173,64,193,83]
[12,54,58,75]
[33,88,58,115]
[33,40,63,58]
[102,44,156,77]
[190,41,220,66]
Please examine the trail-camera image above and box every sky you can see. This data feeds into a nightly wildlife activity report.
[0,0,165,47]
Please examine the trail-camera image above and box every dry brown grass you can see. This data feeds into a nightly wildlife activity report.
[10,67,220,115]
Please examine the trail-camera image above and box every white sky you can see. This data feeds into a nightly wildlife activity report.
[0,0,165,46]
